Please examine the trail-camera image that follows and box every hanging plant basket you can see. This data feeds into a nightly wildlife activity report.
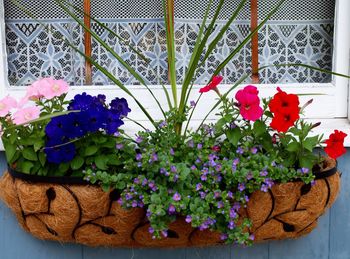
[0,157,340,248]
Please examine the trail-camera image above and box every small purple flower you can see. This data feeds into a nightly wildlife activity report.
[238,183,246,192]
[227,191,233,199]
[117,198,123,205]
[233,158,240,166]
[131,200,138,207]
[228,221,235,230]
[136,153,142,161]
[159,120,167,128]
[161,230,168,238]
[160,168,167,175]
[135,136,143,143]
[244,195,249,202]
[148,181,157,191]
[260,170,268,177]
[229,208,237,218]
[220,233,228,240]
[138,201,144,208]
[196,183,203,191]
[113,131,120,137]
[230,122,237,129]
[311,180,316,186]
[148,227,154,234]
[185,215,192,223]
[133,178,140,184]
[188,140,194,148]
[190,100,196,107]
[250,147,258,154]
[197,143,203,149]
[300,167,309,174]
[173,192,181,201]
[173,174,179,182]
[146,210,152,218]
[125,193,133,200]
[214,191,221,198]
[200,191,206,199]
[246,171,253,180]
[201,174,207,181]
[168,204,176,214]
[150,153,158,162]
[116,143,124,150]
[195,158,202,164]
[217,201,224,209]
[137,162,142,167]
[170,165,177,173]
[264,178,274,188]
[261,184,268,192]
[249,234,255,240]
[191,165,197,171]
[232,202,241,211]
[170,148,175,156]
[236,147,244,154]
[142,178,148,186]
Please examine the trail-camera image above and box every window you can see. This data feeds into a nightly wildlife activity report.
[1,0,350,143]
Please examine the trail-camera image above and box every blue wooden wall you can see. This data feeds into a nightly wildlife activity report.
[0,151,349,259]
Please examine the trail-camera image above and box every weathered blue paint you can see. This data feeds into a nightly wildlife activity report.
[0,151,349,259]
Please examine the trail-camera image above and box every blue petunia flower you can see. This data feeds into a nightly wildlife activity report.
[110,97,131,117]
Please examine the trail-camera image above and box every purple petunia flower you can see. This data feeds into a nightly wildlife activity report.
[173,192,181,201]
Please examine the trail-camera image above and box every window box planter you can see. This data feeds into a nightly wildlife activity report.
[0,157,340,248]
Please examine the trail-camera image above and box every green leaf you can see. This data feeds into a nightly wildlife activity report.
[71,156,84,170]
[102,183,110,192]
[3,140,17,163]
[19,161,34,174]
[299,154,316,169]
[286,142,300,152]
[58,163,70,174]
[34,139,45,152]
[226,128,242,147]
[85,146,99,156]
[95,155,109,170]
[22,147,38,161]
[38,152,46,167]
[303,136,319,152]
[253,121,267,137]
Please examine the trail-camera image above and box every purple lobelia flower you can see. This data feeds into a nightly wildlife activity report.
[168,204,176,214]
[185,215,192,223]
[173,192,181,201]
[238,183,246,192]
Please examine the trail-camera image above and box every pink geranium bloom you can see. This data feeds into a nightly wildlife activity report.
[0,96,17,117]
[12,106,41,125]
[25,78,69,101]
[235,85,263,121]
[199,75,223,93]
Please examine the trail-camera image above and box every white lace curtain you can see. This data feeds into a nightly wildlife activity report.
[4,0,335,86]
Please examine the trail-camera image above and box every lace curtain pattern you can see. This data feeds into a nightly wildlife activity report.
[4,0,335,86]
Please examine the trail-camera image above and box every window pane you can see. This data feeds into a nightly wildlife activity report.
[4,0,335,86]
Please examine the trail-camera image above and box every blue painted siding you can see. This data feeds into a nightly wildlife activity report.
[0,151,349,259]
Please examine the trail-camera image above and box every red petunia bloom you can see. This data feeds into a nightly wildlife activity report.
[235,85,263,121]
[324,130,347,159]
[269,87,300,132]
[199,76,223,93]
[269,87,299,114]
[270,108,300,133]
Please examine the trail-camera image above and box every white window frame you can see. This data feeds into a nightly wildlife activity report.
[0,0,350,145]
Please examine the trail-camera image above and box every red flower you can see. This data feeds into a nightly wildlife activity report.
[324,130,347,159]
[235,85,263,121]
[199,76,223,93]
[269,87,299,114]
[269,87,300,132]
[270,108,300,133]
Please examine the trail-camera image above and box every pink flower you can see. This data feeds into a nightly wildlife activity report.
[12,106,41,125]
[0,96,17,117]
[235,85,263,121]
[25,78,69,101]
[199,76,223,93]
